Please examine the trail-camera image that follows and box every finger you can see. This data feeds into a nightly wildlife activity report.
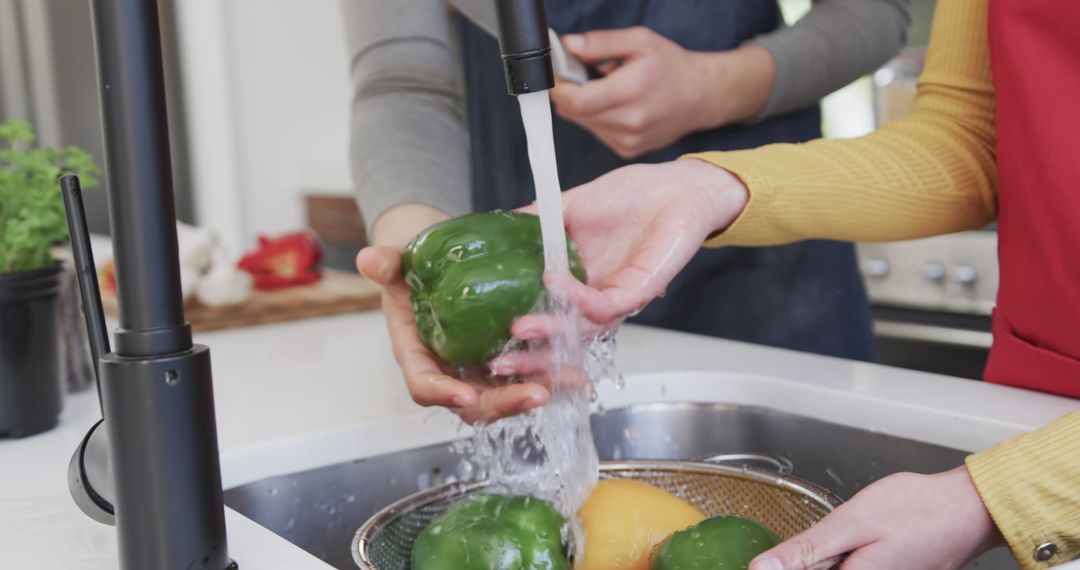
[490,347,554,376]
[400,343,478,408]
[513,202,539,216]
[489,351,592,396]
[546,272,641,326]
[750,506,873,570]
[379,283,479,409]
[455,383,550,424]
[356,246,403,285]
[510,311,606,345]
[549,82,580,112]
[561,27,656,64]
[566,101,649,133]
[531,364,591,392]
[511,314,562,342]
[596,60,621,75]
[555,71,642,117]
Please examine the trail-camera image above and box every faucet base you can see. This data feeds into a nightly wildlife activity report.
[99,344,231,570]
[68,419,115,525]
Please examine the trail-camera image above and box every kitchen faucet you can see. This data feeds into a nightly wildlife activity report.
[64,1,553,569]
[65,0,233,568]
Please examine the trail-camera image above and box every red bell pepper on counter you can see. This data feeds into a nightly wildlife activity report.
[237,231,323,290]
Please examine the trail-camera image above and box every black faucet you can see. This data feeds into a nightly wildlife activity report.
[496,0,556,95]
[64,0,233,569]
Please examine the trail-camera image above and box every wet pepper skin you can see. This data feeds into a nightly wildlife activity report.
[651,516,781,570]
[402,211,587,366]
[411,494,570,570]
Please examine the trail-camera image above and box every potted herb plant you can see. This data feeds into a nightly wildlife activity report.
[0,119,98,437]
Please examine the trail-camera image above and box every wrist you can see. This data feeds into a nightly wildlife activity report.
[949,467,1006,554]
[372,203,451,250]
[673,159,749,236]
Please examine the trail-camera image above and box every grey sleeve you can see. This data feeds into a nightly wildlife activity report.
[339,0,471,234]
[750,0,911,120]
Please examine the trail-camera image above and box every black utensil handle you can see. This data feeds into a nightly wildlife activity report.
[60,174,110,410]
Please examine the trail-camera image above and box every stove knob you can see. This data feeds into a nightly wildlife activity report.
[923,262,946,282]
[951,264,978,286]
[863,258,890,278]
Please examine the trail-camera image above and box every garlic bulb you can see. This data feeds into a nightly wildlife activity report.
[195,249,253,307]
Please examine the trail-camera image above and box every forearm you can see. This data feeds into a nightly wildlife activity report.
[351,91,471,235]
[691,0,995,246]
[966,410,1080,569]
[340,0,471,236]
[691,44,775,128]
[752,0,911,120]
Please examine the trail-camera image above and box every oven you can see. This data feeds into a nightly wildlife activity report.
[857,232,996,379]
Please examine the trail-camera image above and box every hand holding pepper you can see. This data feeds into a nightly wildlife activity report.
[357,206,554,424]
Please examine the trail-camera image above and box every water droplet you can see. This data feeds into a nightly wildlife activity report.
[457,459,475,480]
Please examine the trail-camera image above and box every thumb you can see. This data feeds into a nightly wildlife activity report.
[356,246,403,285]
[514,202,539,216]
[561,27,656,63]
[750,519,864,570]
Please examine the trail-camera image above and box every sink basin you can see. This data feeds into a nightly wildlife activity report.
[224,402,1016,569]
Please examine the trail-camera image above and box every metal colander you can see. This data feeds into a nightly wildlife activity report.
[353,456,842,570]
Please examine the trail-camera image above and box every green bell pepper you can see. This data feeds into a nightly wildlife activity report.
[402,211,588,366]
[411,494,570,570]
[651,515,781,570]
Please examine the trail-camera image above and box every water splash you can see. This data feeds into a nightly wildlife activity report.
[450,91,628,526]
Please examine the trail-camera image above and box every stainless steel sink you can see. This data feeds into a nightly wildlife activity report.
[224,402,1016,569]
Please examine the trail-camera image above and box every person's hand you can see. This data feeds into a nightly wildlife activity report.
[550,28,774,159]
[358,204,551,424]
[749,467,1004,570]
[493,159,748,375]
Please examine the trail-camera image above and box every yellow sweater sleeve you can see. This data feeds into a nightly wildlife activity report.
[966,411,1080,569]
[689,0,997,247]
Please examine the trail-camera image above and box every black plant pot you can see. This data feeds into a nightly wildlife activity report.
[0,263,64,438]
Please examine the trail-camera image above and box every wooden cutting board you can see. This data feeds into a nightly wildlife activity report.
[101,269,382,332]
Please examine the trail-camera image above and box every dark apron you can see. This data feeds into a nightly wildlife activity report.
[457,0,875,360]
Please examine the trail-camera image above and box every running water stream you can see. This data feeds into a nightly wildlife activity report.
[518,91,571,275]
[516,90,600,519]
[455,91,606,546]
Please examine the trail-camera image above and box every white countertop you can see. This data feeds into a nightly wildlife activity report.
[2,311,1078,569]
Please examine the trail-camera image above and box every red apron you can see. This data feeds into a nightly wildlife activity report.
[985,0,1080,395]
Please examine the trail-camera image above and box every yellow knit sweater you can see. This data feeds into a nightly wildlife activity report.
[689,0,1080,567]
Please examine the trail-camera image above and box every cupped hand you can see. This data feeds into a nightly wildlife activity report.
[493,159,748,376]
[550,28,773,159]
[356,245,549,424]
[749,467,1003,570]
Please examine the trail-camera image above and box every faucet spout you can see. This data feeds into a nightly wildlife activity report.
[496,0,556,95]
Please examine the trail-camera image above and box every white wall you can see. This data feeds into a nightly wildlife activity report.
[176,0,353,253]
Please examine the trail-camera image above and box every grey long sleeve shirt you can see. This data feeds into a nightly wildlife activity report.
[340,0,911,233]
